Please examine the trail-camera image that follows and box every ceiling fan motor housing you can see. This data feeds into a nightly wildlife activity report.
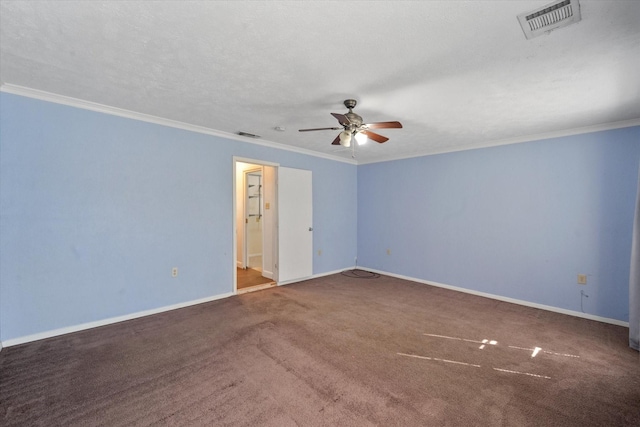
[342,100,363,128]
[345,113,363,128]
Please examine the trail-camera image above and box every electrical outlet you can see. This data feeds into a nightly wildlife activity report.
[172,267,178,277]
[577,274,587,285]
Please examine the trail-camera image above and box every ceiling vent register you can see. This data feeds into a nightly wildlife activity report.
[518,0,581,39]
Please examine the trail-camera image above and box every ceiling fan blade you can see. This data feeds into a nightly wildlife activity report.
[331,134,341,145]
[361,130,389,143]
[364,121,403,129]
[331,113,350,125]
[299,127,342,132]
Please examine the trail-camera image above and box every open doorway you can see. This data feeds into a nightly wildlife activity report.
[233,158,314,294]
[234,159,277,294]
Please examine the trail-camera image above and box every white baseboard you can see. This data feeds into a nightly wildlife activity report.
[277,267,355,286]
[1,292,234,348]
[6,266,622,348]
[0,267,354,347]
[262,270,273,279]
[360,267,629,327]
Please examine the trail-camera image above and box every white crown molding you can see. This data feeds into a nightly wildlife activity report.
[0,84,357,165]
[357,118,640,165]
[2,84,637,167]
[360,266,630,327]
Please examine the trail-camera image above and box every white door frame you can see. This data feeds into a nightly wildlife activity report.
[232,157,279,294]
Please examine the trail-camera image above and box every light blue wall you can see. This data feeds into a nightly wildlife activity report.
[0,93,357,341]
[358,127,640,322]
[2,91,638,343]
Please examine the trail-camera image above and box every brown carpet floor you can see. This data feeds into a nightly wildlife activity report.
[1,271,639,426]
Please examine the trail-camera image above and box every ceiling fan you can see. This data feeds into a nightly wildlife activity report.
[299,99,402,148]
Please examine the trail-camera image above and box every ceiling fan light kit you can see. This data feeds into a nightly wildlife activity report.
[354,131,368,145]
[299,99,403,152]
[339,130,352,147]
[337,129,368,148]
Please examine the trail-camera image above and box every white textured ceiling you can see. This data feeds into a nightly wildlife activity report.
[1,1,639,163]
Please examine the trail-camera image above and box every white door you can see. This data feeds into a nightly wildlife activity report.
[278,167,313,283]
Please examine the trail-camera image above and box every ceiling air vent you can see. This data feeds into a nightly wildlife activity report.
[517,0,581,39]
[238,131,261,138]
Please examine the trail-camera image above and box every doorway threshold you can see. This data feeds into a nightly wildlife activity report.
[237,282,277,295]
